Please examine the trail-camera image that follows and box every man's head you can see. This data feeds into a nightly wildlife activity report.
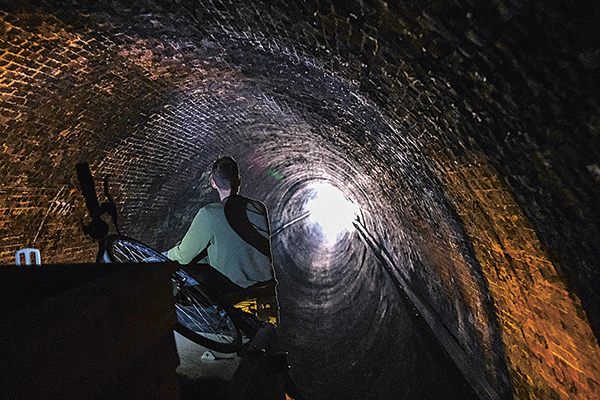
[211,156,240,194]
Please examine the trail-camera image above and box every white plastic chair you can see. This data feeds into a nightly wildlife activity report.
[15,248,41,266]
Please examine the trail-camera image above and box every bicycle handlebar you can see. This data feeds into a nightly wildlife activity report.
[76,162,102,219]
[76,162,120,240]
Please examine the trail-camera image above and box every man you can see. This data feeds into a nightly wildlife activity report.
[168,156,304,400]
[167,156,275,294]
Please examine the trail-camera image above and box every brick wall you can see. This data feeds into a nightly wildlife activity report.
[427,145,600,399]
[0,3,205,263]
[1,1,599,399]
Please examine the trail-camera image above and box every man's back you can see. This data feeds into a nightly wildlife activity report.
[168,195,273,288]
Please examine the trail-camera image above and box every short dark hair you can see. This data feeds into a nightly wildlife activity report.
[212,156,239,191]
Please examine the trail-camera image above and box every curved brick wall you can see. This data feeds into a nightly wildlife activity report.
[1,1,599,399]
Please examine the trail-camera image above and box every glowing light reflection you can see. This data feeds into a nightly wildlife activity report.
[305,183,360,243]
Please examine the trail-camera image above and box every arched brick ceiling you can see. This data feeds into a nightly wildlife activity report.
[1,1,599,399]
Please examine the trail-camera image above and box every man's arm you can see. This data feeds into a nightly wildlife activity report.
[167,207,212,264]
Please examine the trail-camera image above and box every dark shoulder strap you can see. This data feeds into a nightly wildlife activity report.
[224,195,271,258]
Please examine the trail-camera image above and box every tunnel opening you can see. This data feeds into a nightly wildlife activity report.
[303,182,360,245]
[1,0,600,399]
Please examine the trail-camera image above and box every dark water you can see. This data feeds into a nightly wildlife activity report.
[271,194,479,400]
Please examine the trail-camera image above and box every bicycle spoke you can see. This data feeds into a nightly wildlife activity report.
[106,235,241,352]
[110,238,167,263]
[175,286,238,345]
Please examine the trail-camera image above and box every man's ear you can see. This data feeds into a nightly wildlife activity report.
[211,179,218,189]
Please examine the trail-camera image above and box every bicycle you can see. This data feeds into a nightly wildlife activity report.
[75,162,264,354]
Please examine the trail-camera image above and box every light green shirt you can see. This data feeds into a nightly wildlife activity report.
[167,197,273,288]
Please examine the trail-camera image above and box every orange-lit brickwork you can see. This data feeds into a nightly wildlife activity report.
[0,10,101,264]
[429,146,600,400]
[394,172,502,382]
[0,186,95,264]
[0,8,208,265]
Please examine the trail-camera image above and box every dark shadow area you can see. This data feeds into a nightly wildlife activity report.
[178,375,231,400]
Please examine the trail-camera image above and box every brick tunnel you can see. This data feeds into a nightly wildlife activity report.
[1,0,599,399]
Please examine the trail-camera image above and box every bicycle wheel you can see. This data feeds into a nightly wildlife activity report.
[106,235,169,263]
[106,235,242,353]
[172,269,242,353]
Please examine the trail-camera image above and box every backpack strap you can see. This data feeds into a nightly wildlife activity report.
[224,195,271,258]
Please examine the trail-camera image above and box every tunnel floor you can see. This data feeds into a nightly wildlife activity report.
[276,274,481,400]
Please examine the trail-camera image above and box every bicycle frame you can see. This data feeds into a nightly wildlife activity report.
[75,163,263,346]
